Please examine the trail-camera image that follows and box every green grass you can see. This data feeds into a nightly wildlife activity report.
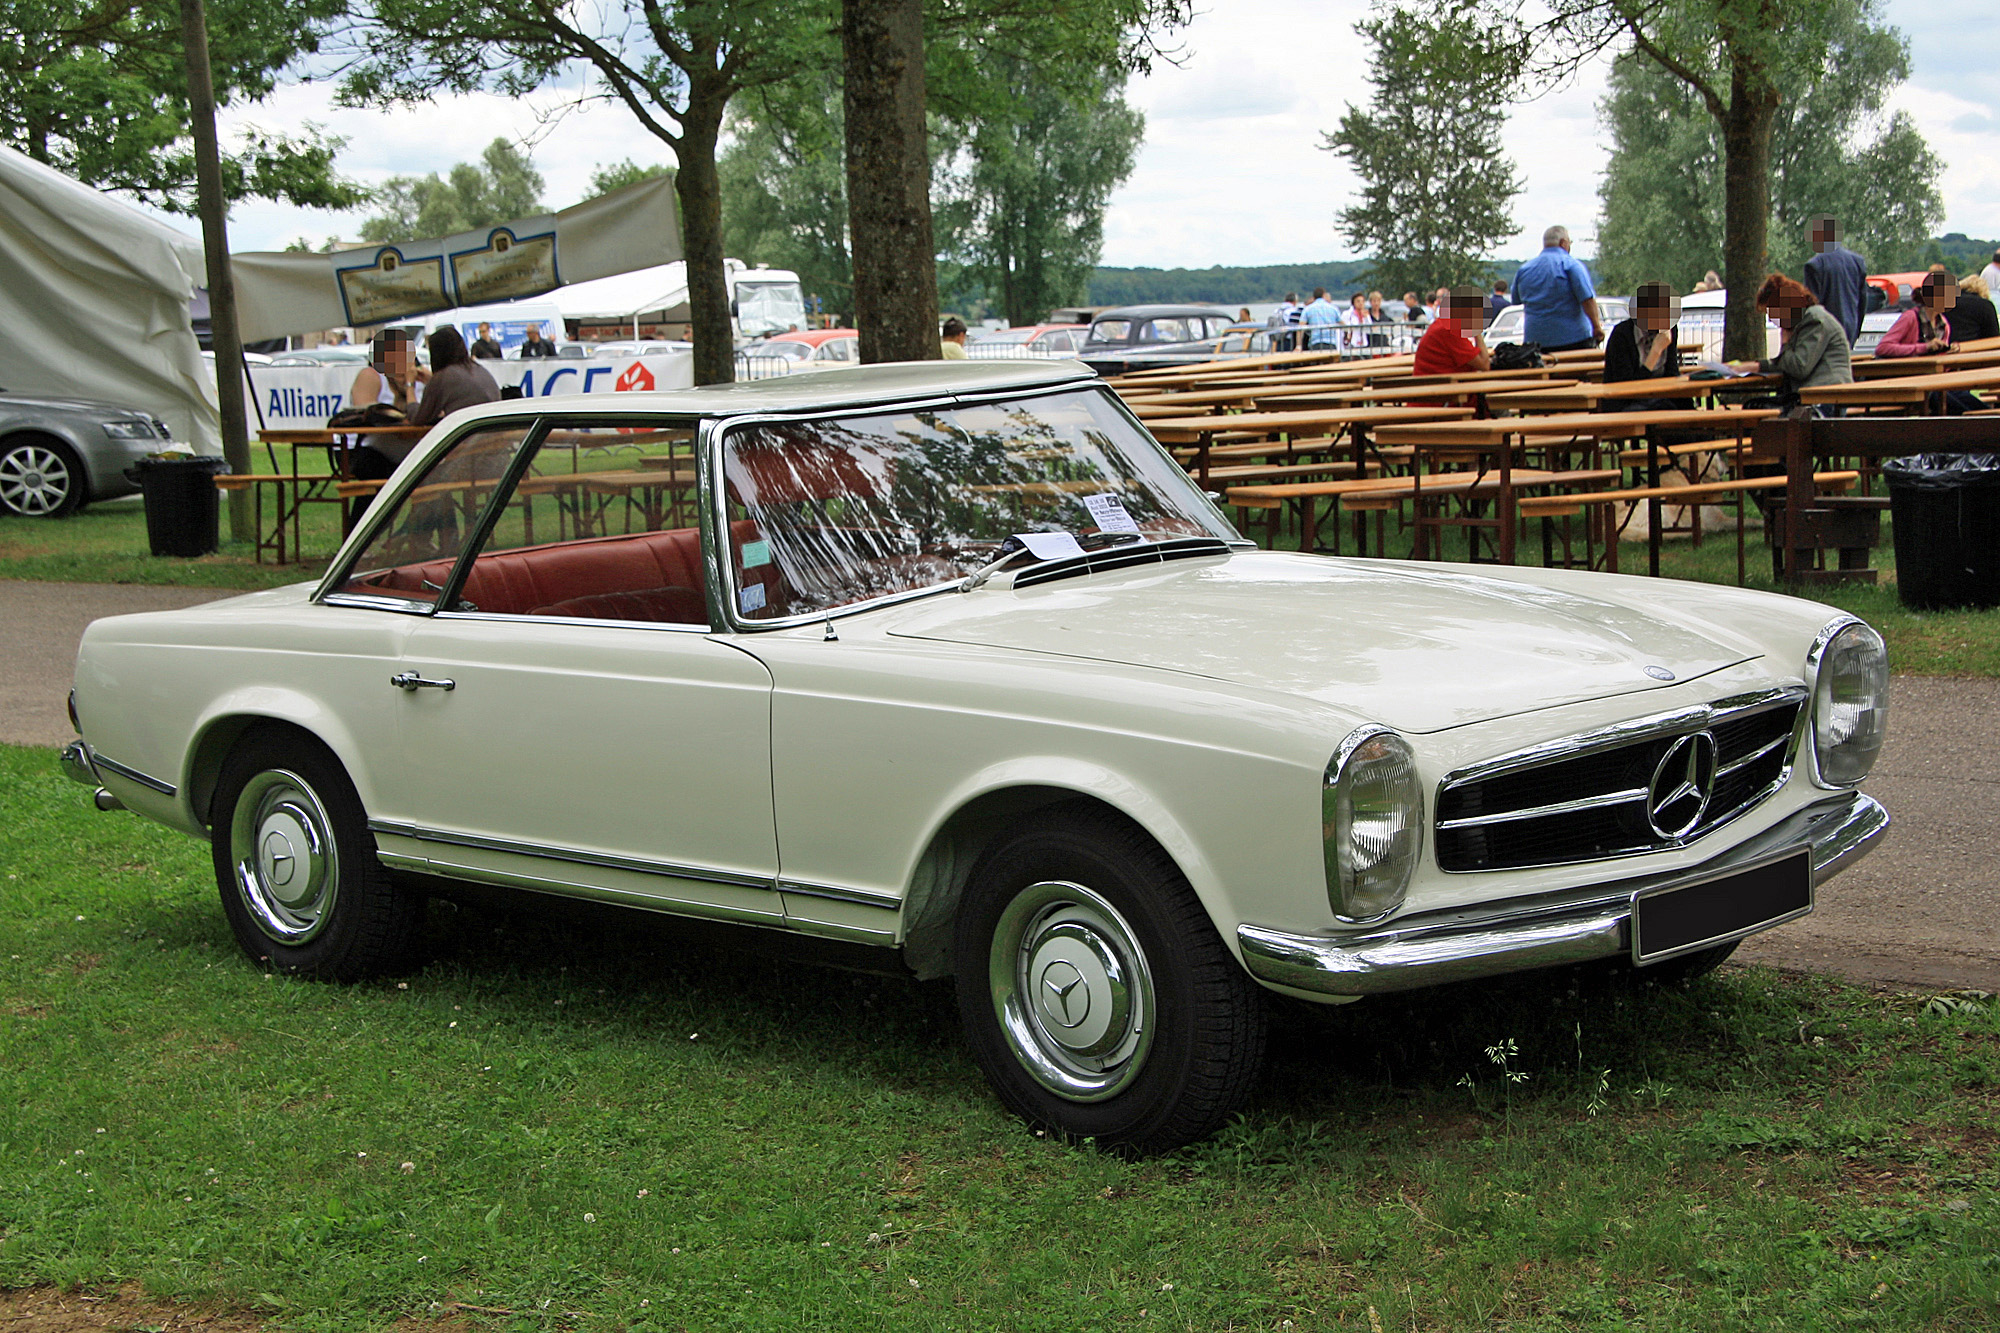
[3,744,1997,1330]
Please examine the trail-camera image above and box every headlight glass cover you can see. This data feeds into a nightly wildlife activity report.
[1810,620,1888,786]
[100,420,156,439]
[1324,729,1423,922]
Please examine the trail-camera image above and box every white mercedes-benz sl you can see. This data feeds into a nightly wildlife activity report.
[64,361,1889,1152]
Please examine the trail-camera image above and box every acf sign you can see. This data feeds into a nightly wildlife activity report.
[239,351,694,429]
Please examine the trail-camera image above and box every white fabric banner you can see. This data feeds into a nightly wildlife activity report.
[239,352,695,429]
[0,146,221,453]
[231,174,682,342]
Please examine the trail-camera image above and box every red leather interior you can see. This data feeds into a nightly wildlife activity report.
[358,521,779,624]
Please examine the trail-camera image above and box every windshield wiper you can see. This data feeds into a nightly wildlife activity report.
[959,543,1035,593]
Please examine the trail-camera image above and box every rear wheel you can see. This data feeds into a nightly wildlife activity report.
[0,436,85,517]
[954,807,1265,1154]
[211,729,422,979]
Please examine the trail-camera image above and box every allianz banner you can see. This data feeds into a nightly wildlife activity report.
[240,352,695,428]
[230,175,681,343]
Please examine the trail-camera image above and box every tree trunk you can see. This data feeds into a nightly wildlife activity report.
[180,0,251,539]
[1719,63,1777,363]
[677,86,734,386]
[841,0,940,362]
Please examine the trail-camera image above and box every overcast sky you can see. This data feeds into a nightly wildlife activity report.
[206,0,2000,267]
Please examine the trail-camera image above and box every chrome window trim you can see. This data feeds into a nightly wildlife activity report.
[320,593,439,616]
[430,611,714,634]
[367,818,774,892]
[704,381,1245,634]
[1432,685,1807,874]
[91,752,176,796]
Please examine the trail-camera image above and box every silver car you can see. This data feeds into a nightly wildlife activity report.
[0,390,176,518]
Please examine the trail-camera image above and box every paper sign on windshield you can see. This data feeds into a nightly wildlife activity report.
[1014,531,1087,561]
[1082,493,1141,534]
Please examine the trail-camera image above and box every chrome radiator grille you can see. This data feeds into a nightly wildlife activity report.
[1434,695,1803,873]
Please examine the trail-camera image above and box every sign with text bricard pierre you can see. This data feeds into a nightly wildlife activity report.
[335,221,561,326]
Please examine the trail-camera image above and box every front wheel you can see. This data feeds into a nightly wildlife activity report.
[954,808,1265,1154]
[211,729,422,979]
[0,436,85,517]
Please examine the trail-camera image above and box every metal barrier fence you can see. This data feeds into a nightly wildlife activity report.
[1268,318,1427,358]
[734,354,801,380]
[964,343,1076,361]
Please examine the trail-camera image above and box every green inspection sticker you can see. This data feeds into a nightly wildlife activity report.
[742,540,771,568]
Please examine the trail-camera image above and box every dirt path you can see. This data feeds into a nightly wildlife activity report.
[3,578,1995,993]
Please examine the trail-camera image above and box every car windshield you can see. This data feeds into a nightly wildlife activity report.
[735,280,806,337]
[1086,320,1132,344]
[718,388,1239,620]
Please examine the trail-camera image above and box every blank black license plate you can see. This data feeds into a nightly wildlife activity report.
[1632,849,1813,964]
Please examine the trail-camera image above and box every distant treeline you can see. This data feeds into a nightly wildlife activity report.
[1086,237,1997,310]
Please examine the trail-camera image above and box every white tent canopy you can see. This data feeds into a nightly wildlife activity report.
[548,261,694,324]
[0,146,220,454]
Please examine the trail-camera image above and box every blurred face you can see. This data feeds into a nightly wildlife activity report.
[1922,281,1958,313]
[1351,296,1366,312]
[1638,294,1678,332]
[376,336,414,379]
[1446,290,1486,327]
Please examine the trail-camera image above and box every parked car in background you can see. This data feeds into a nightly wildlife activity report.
[745,328,861,370]
[63,360,1889,1152]
[267,348,370,367]
[966,324,1088,358]
[587,340,690,359]
[1078,305,1240,376]
[0,390,176,517]
[1482,297,1631,349]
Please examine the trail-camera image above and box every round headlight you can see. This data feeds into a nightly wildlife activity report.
[1324,728,1423,922]
[1810,620,1888,787]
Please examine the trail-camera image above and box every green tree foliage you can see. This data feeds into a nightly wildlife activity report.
[1595,0,1942,293]
[359,139,545,243]
[0,0,365,211]
[339,0,836,384]
[1323,8,1520,298]
[717,74,858,317]
[941,59,1143,327]
[587,160,672,198]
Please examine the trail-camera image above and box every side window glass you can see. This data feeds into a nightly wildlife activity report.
[454,420,709,625]
[331,423,536,609]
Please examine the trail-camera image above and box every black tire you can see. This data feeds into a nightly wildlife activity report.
[0,435,86,518]
[210,727,423,979]
[1635,938,1740,985]
[953,806,1265,1154]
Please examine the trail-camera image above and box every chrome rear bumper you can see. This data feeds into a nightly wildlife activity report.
[1238,792,1886,997]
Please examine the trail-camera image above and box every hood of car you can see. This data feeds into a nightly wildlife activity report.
[885,550,1760,733]
[0,392,150,418]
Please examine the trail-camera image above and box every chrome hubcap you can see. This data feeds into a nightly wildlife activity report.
[230,770,338,944]
[0,447,73,516]
[990,880,1154,1102]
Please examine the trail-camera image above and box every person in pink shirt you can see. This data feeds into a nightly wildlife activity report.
[1875,273,1958,357]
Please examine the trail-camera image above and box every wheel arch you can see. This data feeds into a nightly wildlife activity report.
[897,768,1220,982]
[185,702,372,829]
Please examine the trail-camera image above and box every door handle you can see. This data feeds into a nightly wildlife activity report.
[390,671,455,692]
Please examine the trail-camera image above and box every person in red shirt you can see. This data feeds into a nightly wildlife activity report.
[1410,287,1491,402]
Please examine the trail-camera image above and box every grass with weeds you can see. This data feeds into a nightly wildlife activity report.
[3,743,1997,1330]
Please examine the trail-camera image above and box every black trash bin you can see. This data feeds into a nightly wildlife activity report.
[127,455,230,558]
[1880,454,2000,610]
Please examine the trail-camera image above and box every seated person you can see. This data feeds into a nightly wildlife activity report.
[1601,280,1692,411]
[411,326,502,429]
[1946,273,2000,344]
[1875,272,1957,358]
[346,328,428,481]
[1412,286,1491,377]
[1728,273,1850,417]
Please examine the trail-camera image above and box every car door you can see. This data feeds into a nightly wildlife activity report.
[356,415,783,926]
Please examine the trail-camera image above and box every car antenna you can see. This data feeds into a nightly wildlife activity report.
[823,609,838,642]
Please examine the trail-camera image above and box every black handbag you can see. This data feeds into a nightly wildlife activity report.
[1489,341,1545,370]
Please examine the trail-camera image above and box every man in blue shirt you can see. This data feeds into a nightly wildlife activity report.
[1512,225,1605,352]
[1301,287,1341,350]
[1802,215,1869,347]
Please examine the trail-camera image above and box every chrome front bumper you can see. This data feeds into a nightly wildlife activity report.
[1238,792,1887,997]
[60,739,125,811]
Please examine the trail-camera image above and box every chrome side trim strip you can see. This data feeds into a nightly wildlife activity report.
[90,752,177,797]
[366,819,775,892]
[1239,791,1886,998]
[778,879,903,910]
[1437,786,1648,830]
[59,740,99,787]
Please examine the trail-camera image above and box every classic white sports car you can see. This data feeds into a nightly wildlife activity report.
[64,361,1890,1152]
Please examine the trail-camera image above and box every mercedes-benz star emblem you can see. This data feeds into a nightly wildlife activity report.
[1647,731,1717,839]
[263,831,297,886]
[1039,961,1089,1029]
[1644,665,1676,681]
